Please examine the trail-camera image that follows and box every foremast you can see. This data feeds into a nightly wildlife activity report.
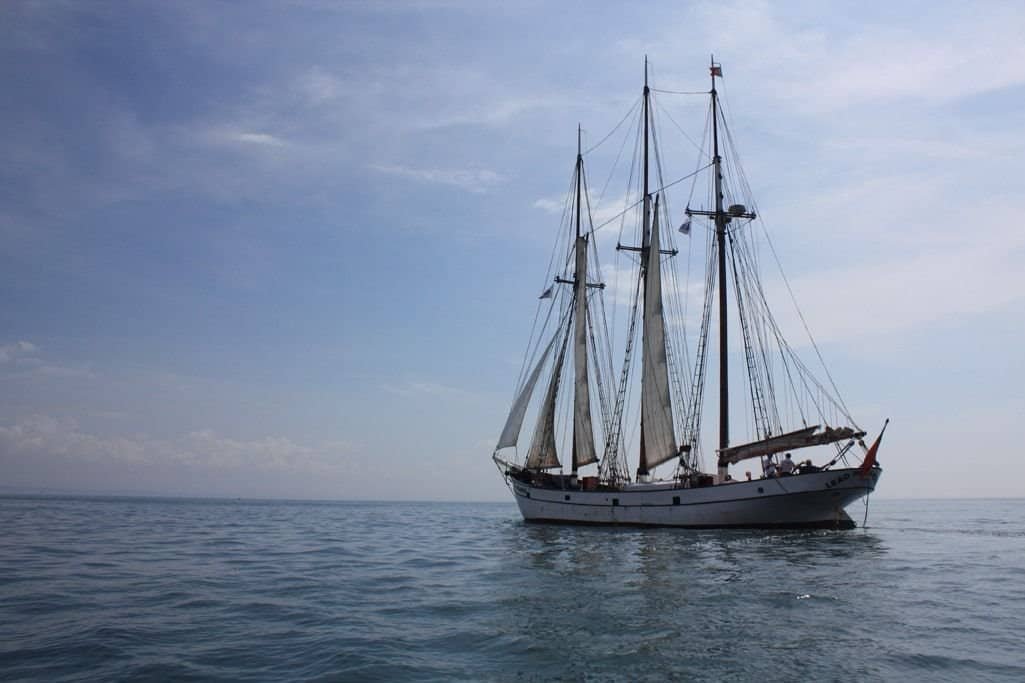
[499,124,603,473]
[571,126,598,474]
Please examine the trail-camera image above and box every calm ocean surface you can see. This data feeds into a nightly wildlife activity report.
[1,496,1024,682]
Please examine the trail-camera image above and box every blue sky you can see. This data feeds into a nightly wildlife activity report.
[2,1,1024,500]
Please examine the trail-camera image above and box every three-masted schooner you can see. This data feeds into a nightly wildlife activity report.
[493,60,885,529]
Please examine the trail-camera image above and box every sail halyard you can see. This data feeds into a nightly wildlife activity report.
[638,195,678,473]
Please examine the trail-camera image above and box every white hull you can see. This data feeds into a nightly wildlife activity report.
[505,468,881,529]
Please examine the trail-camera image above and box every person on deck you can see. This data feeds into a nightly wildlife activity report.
[763,456,777,478]
[779,453,795,475]
[799,459,820,473]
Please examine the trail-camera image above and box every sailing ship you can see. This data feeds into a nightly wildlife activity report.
[492,60,885,529]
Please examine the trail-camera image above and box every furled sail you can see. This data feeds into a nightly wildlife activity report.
[572,236,598,470]
[496,333,558,449]
[524,326,571,470]
[717,425,866,466]
[639,195,677,471]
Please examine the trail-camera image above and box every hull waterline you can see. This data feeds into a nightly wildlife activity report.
[504,468,880,529]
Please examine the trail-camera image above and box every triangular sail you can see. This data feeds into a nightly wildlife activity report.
[639,195,677,472]
[572,236,597,470]
[496,333,558,450]
[524,326,571,470]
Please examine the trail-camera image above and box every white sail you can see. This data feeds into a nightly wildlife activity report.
[525,328,569,470]
[572,236,597,470]
[640,195,677,471]
[496,333,558,450]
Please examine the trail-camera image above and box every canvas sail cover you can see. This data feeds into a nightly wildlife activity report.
[717,425,866,466]
[524,328,570,470]
[639,196,677,471]
[496,333,558,449]
[572,236,598,470]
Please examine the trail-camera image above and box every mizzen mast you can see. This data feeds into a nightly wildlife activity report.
[711,57,729,481]
[697,57,757,480]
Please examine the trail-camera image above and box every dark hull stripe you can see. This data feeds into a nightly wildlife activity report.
[524,517,857,530]
[514,482,873,509]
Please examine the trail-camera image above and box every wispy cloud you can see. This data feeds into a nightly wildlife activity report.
[0,414,356,473]
[622,1,1025,114]
[0,341,37,363]
[0,340,96,379]
[371,164,504,193]
[205,128,288,148]
[381,380,469,398]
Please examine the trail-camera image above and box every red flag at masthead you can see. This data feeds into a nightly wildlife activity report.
[858,419,889,477]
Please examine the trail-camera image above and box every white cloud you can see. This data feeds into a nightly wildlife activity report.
[0,341,37,363]
[209,129,288,148]
[533,197,564,213]
[766,236,1025,348]
[298,66,343,105]
[0,415,356,473]
[0,341,96,379]
[370,164,504,193]
[382,381,469,398]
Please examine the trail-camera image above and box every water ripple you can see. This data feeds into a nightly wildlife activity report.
[1,497,1024,681]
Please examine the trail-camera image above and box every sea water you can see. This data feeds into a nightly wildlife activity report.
[1,496,1023,681]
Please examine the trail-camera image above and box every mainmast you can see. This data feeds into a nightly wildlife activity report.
[618,57,678,479]
[638,56,651,477]
[711,57,729,481]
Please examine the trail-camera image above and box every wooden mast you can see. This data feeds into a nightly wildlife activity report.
[572,124,582,475]
[637,56,651,478]
[711,56,730,481]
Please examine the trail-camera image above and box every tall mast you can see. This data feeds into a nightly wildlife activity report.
[638,56,651,477]
[576,125,582,239]
[572,124,582,474]
[570,123,599,475]
[711,56,729,478]
[643,57,650,244]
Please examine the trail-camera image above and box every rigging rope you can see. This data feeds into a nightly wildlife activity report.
[584,96,642,156]
[585,163,712,237]
[651,88,709,95]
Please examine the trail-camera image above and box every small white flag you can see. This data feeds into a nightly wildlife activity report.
[539,286,553,299]
[678,219,691,235]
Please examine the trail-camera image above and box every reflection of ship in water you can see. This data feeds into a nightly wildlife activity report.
[493,59,885,528]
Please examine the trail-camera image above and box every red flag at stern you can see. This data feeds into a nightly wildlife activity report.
[858,419,889,477]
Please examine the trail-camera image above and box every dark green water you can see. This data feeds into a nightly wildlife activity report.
[1,496,1023,681]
